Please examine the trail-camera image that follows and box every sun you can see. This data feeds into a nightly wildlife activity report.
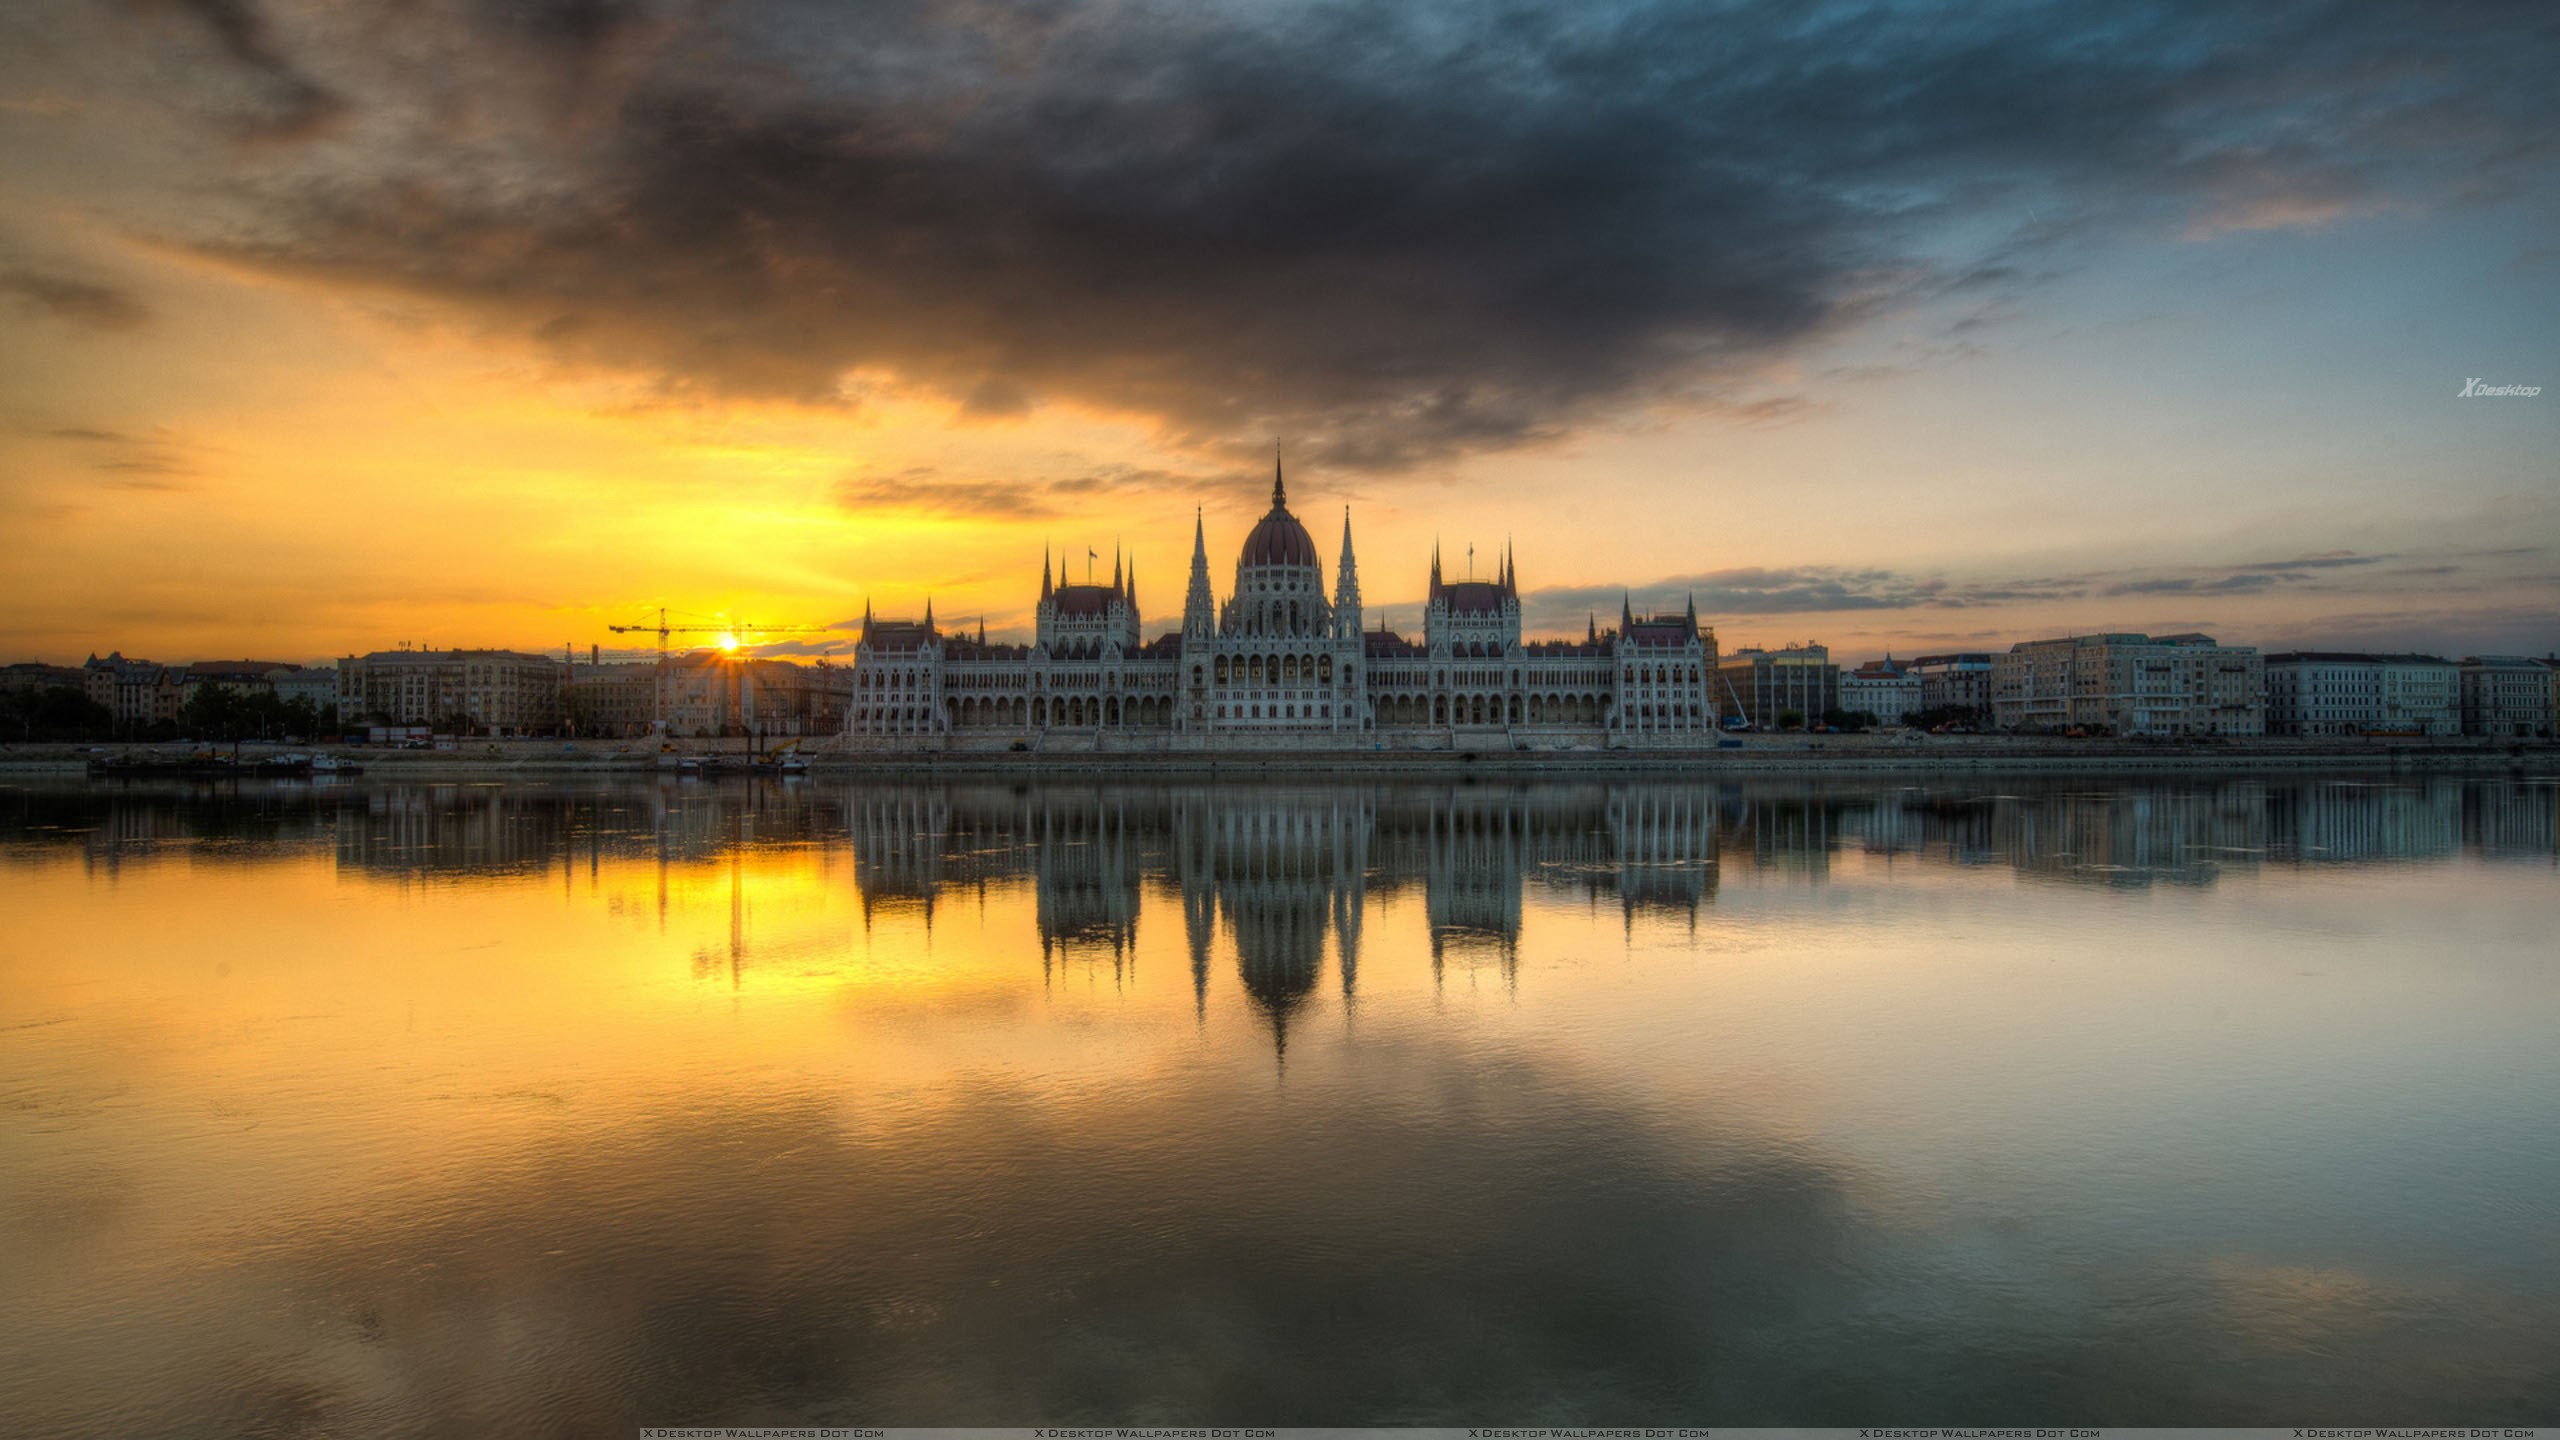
[715,632,740,652]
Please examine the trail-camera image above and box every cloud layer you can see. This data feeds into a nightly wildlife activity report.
[100,0,2560,469]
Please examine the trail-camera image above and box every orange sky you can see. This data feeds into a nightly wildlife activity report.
[1,2,2554,664]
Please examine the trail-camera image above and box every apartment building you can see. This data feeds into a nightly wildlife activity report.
[1715,644,1839,729]
[1993,632,2264,736]
[1904,653,1996,717]
[2458,656,2554,738]
[1838,657,1921,726]
[2263,653,2459,737]
[337,649,567,735]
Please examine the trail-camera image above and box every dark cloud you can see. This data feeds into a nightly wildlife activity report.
[1485,543,2549,640]
[2236,551,2394,572]
[131,0,2560,466]
[834,462,1206,520]
[135,0,346,141]
[1524,566,2093,627]
[0,269,150,329]
[2108,573,2290,595]
[48,426,137,443]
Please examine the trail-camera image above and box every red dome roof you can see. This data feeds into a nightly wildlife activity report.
[1237,463,1318,568]
[1240,507,1318,568]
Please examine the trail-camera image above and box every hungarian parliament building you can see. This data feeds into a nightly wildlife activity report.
[849,461,1716,745]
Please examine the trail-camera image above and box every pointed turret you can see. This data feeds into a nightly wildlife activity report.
[1333,506,1363,639]
[862,596,874,644]
[1429,541,1444,599]
[923,596,934,631]
[1041,547,1053,600]
[1685,591,1697,628]
[1182,506,1215,642]
[1272,440,1286,509]
[1622,592,1634,631]
[1587,611,1597,644]
[1112,544,1122,593]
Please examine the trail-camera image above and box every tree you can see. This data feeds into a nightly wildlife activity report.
[1,686,114,742]
[1776,707,1805,731]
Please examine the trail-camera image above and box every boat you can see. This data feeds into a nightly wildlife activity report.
[87,754,243,779]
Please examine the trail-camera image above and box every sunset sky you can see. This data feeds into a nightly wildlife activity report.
[1,0,2553,664]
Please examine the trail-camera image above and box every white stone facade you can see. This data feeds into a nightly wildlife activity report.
[846,463,1718,747]
[2263,653,2459,737]
[1839,660,1921,726]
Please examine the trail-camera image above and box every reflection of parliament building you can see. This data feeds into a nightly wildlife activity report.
[848,458,1718,745]
[842,783,1726,1047]
[25,775,2558,1053]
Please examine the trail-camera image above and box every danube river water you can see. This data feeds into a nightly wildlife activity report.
[3,771,2556,1433]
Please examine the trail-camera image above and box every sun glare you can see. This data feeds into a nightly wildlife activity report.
[716,632,740,652]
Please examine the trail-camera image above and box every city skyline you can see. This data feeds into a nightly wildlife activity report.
[18,472,2557,671]
[2,1,2555,664]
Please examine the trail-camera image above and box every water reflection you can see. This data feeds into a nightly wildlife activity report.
[2,771,2556,1432]
[11,770,2554,888]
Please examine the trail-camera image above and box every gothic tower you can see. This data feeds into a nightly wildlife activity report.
[1333,507,1363,639]
[1182,508,1215,643]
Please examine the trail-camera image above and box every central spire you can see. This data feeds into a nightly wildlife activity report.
[1272,440,1286,510]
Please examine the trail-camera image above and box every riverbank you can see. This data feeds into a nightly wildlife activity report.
[7,735,2555,779]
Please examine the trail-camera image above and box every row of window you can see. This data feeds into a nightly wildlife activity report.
[1218,704,1333,720]
[1212,654,1338,684]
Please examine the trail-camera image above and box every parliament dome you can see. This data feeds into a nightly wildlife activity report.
[1238,468,1318,569]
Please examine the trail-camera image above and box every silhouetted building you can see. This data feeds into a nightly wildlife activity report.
[337,649,566,735]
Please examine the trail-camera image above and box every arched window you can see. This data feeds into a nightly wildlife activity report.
[1283,655,1298,682]
[1319,655,1333,682]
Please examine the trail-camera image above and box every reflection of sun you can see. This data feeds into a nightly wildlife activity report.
[716,632,740,652]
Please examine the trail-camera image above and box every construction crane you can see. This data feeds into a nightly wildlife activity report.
[605,609,834,742]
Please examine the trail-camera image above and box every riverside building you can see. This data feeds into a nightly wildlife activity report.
[1715,644,1841,730]
[335,649,567,735]
[1838,657,1920,726]
[1992,632,2265,737]
[2458,655,2555,738]
[2262,652,2459,737]
[846,461,1719,747]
